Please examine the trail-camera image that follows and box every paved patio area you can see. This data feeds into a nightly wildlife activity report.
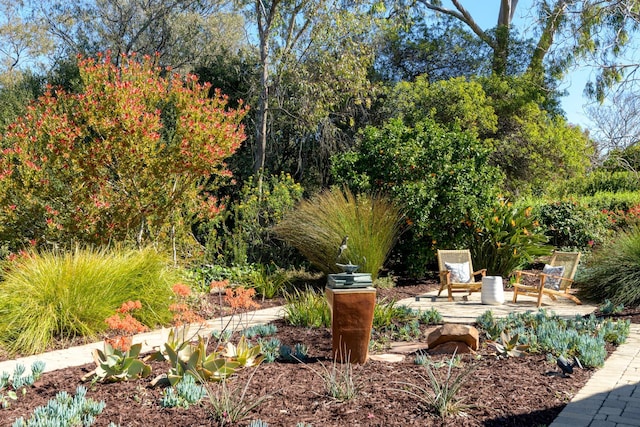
[397,287,598,323]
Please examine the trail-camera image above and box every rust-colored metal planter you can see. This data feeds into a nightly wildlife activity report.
[325,287,376,364]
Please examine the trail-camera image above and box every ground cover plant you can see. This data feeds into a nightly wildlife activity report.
[1,281,637,426]
[0,247,180,355]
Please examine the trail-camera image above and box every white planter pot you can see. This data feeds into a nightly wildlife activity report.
[481,276,504,305]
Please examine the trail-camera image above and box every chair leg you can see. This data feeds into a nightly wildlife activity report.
[437,284,444,296]
[447,286,453,302]
[536,290,544,307]
[512,286,519,303]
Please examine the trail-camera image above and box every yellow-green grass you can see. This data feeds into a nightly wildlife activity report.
[0,246,181,355]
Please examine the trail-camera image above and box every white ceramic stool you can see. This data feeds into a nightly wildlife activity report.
[481,276,504,305]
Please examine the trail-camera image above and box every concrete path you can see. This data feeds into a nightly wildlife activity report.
[0,306,284,375]
[1,289,638,427]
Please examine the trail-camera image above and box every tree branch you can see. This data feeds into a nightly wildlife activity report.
[419,0,496,48]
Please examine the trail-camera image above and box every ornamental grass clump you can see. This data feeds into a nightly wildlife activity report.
[283,288,331,328]
[273,187,404,280]
[577,226,640,307]
[0,246,179,355]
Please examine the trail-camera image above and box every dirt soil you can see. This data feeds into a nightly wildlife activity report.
[2,279,639,427]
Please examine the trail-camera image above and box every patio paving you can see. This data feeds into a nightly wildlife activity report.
[396,288,598,323]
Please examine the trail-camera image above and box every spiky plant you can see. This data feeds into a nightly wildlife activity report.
[273,187,404,280]
[577,226,640,307]
[0,246,179,355]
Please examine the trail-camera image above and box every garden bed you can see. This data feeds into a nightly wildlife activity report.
[2,280,637,426]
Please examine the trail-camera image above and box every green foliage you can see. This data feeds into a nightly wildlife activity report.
[418,307,443,325]
[248,420,270,427]
[283,288,331,328]
[159,374,207,409]
[387,76,497,136]
[535,201,609,250]
[12,386,106,427]
[204,173,304,267]
[487,332,530,358]
[0,362,45,409]
[577,227,640,307]
[373,275,396,289]
[257,337,281,363]
[599,299,624,315]
[0,247,177,355]
[480,75,593,196]
[82,342,151,383]
[279,343,309,362]
[304,354,362,402]
[0,54,247,254]
[393,352,476,418]
[475,309,629,368]
[242,263,291,299]
[205,372,271,425]
[241,324,278,340]
[273,187,403,280]
[148,326,240,387]
[468,200,551,277]
[331,117,502,274]
[372,299,417,330]
[556,171,640,197]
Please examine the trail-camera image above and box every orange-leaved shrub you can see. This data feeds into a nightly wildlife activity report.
[0,52,247,254]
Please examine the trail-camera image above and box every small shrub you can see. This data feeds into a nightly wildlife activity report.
[599,299,624,315]
[205,371,271,424]
[393,352,476,418]
[535,200,609,250]
[12,386,106,427]
[242,324,278,339]
[243,263,291,299]
[283,288,330,328]
[160,375,207,408]
[0,361,45,409]
[373,275,396,289]
[577,226,640,307]
[468,200,551,277]
[303,351,362,401]
[257,337,281,363]
[418,308,443,325]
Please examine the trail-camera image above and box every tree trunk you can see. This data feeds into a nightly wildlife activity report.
[492,0,518,76]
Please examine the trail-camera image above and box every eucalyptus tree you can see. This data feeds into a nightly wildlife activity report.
[237,0,380,185]
[400,0,640,99]
[33,0,245,72]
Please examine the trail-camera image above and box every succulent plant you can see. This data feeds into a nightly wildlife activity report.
[82,342,152,383]
[149,326,240,387]
[487,331,530,358]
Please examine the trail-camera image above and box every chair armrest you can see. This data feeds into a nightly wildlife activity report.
[439,270,451,283]
[514,270,539,278]
[472,269,487,278]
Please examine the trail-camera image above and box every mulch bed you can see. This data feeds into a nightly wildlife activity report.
[1,279,639,426]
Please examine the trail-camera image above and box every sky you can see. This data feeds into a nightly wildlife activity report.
[439,0,595,129]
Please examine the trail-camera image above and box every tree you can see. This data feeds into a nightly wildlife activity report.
[0,53,247,255]
[394,1,640,103]
[239,0,379,179]
[587,91,640,158]
[36,0,244,72]
[331,117,503,274]
[0,0,53,83]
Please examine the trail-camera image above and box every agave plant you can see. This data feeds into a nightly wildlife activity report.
[82,342,152,383]
[223,335,264,368]
[148,326,240,387]
[487,331,530,358]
